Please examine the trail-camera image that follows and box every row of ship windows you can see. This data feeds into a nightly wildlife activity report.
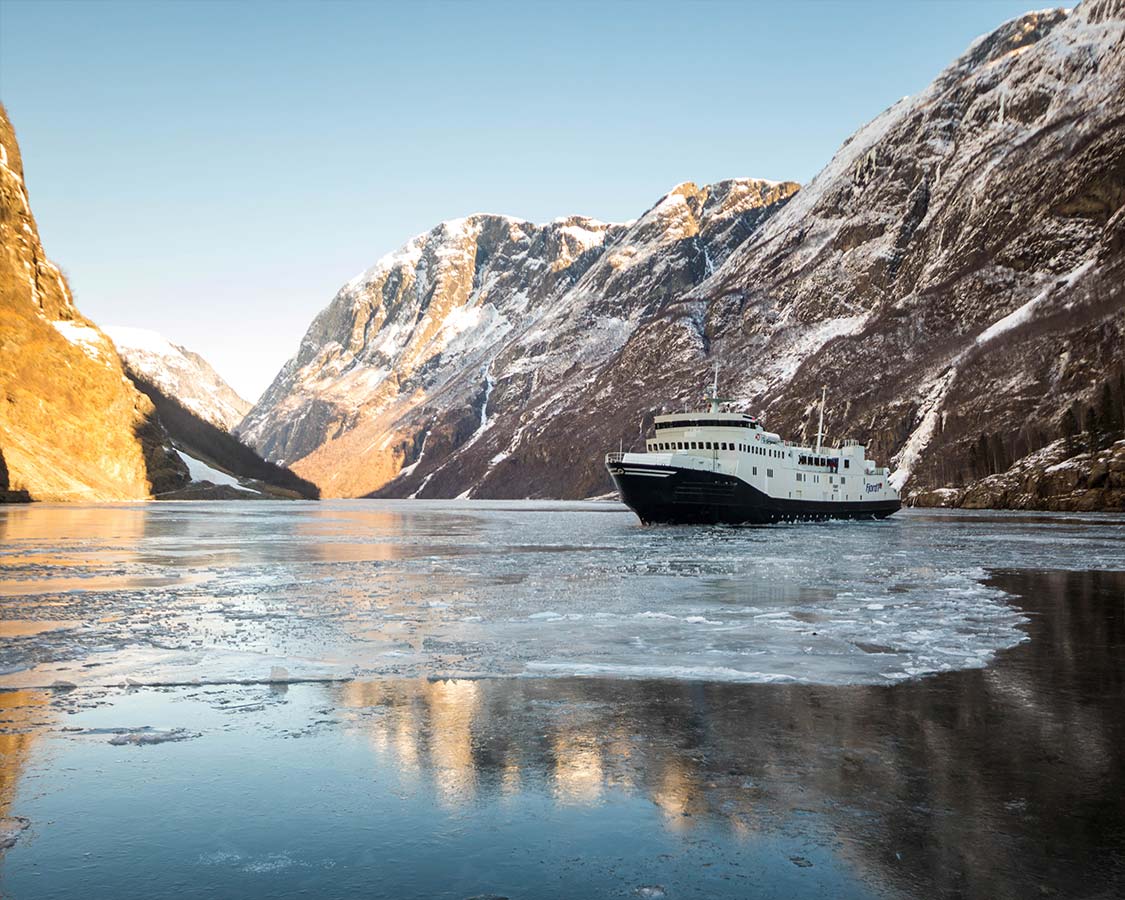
[795,473,846,484]
[654,420,757,430]
[647,440,851,470]
[648,440,785,458]
[799,455,849,469]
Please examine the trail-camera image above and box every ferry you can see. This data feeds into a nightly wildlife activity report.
[605,382,900,525]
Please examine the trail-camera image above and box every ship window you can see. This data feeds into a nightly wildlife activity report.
[844,460,850,469]
[767,468,774,478]
[841,477,846,484]
[752,467,757,476]
[691,441,697,449]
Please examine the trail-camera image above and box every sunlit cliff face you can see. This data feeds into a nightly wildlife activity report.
[0,105,183,503]
[0,690,51,820]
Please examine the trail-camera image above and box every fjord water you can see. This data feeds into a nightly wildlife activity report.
[1,502,1123,898]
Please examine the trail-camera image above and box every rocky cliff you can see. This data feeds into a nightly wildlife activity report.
[244,1,1125,506]
[0,104,187,502]
[239,180,799,498]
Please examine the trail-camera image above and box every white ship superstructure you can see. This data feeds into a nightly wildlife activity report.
[605,385,900,525]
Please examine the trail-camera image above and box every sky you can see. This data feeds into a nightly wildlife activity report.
[0,0,1038,401]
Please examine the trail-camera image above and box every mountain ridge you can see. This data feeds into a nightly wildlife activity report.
[238,177,800,497]
[106,326,252,433]
[241,1,1125,508]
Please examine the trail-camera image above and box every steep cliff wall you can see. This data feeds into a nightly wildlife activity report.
[0,104,186,502]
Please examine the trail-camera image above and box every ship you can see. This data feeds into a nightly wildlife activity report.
[605,379,900,525]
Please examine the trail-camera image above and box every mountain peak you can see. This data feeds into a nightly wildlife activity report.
[105,326,251,433]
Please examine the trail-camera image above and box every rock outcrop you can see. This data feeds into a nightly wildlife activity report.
[912,438,1125,511]
[244,2,1125,506]
[0,104,187,502]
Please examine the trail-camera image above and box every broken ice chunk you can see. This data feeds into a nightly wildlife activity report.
[0,817,30,850]
[107,727,199,746]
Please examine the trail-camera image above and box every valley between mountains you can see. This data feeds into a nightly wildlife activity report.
[2,1,1124,508]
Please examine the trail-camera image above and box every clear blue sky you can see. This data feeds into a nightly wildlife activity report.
[1,0,1037,401]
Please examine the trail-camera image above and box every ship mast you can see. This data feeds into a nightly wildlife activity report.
[709,363,720,414]
[815,385,826,453]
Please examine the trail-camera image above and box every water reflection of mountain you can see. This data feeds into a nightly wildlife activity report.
[337,570,1125,899]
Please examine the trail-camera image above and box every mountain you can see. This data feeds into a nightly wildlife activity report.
[239,180,800,498]
[103,327,318,499]
[0,104,188,502]
[127,373,319,500]
[105,327,251,432]
[243,2,1125,508]
[689,0,1125,508]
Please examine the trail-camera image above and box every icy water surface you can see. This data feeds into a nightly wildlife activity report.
[4,501,1123,688]
[1,502,1124,898]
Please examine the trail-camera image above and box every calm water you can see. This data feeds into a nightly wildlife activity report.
[1,501,1123,898]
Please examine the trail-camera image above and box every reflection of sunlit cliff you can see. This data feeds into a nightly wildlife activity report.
[0,690,50,820]
[551,730,603,805]
[341,678,482,807]
[0,505,148,573]
[333,571,1125,899]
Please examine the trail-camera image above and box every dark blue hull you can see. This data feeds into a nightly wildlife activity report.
[607,462,900,525]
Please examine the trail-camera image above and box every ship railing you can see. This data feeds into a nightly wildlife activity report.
[605,452,625,464]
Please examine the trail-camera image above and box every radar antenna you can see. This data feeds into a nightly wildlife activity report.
[815,385,827,453]
[705,362,733,414]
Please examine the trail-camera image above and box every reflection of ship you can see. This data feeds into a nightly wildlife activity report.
[335,572,1125,900]
[605,378,900,525]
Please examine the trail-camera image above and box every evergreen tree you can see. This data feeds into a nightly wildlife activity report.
[1085,405,1101,452]
[1101,380,1122,440]
[1061,406,1079,454]
[974,433,991,477]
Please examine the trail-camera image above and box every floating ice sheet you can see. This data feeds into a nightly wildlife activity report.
[1,502,1123,688]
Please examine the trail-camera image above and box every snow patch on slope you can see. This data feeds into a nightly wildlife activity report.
[51,320,110,361]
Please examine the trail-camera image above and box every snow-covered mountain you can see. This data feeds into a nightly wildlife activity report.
[239,179,799,497]
[106,327,251,432]
[690,2,1125,499]
[243,1,1125,505]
